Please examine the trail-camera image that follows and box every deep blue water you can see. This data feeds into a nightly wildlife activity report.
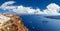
[20,15,60,31]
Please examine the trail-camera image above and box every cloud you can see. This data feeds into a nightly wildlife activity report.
[0,1,42,14]
[42,3,60,15]
[0,1,60,15]
[0,1,15,10]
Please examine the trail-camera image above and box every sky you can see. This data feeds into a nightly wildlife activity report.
[0,0,60,15]
[0,0,60,9]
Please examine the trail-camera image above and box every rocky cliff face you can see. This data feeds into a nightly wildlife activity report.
[0,14,28,31]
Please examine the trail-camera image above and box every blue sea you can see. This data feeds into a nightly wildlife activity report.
[20,15,60,31]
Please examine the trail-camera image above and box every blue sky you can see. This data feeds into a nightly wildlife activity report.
[0,0,60,15]
[0,0,60,10]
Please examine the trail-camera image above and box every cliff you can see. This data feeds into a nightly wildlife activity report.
[0,14,28,31]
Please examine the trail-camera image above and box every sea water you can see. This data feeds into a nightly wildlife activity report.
[21,15,60,31]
